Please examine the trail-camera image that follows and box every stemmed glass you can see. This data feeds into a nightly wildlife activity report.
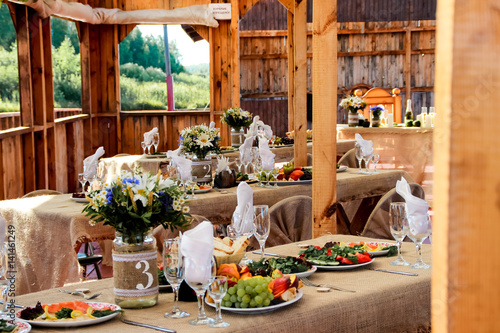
[153,133,160,153]
[355,143,363,169]
[177,166,192,199]
[250,147,260,176]
[186,176,198,200]
[147,141,153,155]
[234,158,242,173]
[371,154,380,172]
[207,276,230,328]
[362,151,372,173]
[271,168,280,188]
[185,257,215,326]
[231,210,255,266]
[240,152,252,176]
[389,202,410,266]
[163,239,190,319]
[253,205,270,260]
[407,214,432,269]
[78,173,87,193]
[141,141,147,155]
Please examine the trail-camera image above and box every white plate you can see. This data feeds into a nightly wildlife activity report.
[206,289,302,315]
[365,242,396,256]
[71,197,88,203]
[293,266,317,278]
[267,179,312,186]
[236,176,258,184]
[145,154,167,159]
[5,320,31,333]
[194,186,212,194]
[314,259,374,271]
[336,165,348,173]
[17,302,121,328]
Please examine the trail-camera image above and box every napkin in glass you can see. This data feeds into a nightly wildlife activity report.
[246,116,273,140]
[232,182,254,234]
[395,177,429,235]
[179,221,214,283]
[239,136,254,165]
[83,146,105,180]
[143,127,158,146]
[169,154,192,181]
[355,133,373,156]
[209,121,216,129]
[258,137,275,171]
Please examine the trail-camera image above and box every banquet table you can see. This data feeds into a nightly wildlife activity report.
[14,235,431,333]
[337,127,433,203]
[0,169,413,296]
[100,140,356,183]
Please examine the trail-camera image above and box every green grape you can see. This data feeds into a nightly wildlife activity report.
[223,294,230,301]
[237,296,242,302]
[261,283,269,291]
[267,292,274,301]
[249,299,257,307]
[230,295,237,303]
[235,302,241,308]
[245,286,253,294]
[224,301,232,307]
[263,298,271,306]
[237,288,246,297]
[240,302,249,308]
[259,292,267,300]
[254,295,263,304]
[228,286,236,295]
[255,284,263,294]
[256,303,264,307]
[248,279,258,287]
[242,294,251,303]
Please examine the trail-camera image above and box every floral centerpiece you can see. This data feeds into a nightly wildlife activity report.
[370,106,384,127]
[180,124,221,159]
[339,95,367,113]
[220,107,253,131]
[83,170,191,240]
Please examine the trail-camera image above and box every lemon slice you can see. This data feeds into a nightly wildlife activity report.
[86,306,96,319]
[71,310,83,319]
[44,306,57,320]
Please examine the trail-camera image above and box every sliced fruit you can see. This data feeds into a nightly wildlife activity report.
[70,310,83,319]
[86,306,96,319]
[44,306,58,320]
[46,303,62,313]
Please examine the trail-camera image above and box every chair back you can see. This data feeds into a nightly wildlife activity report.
[361,183,425,240]
[22,190,62,198]
[289,153,313,166]
[337,148,357,168]
[355,88,402,124]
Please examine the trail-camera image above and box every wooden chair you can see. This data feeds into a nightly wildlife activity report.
[354,88,402,124]
[337,148,357,168]
[77,242,103,280]
[22,190,62,198]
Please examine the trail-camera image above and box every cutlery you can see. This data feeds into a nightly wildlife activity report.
[121,317,176,332]
[251,251,287,258]
[59,290,102,300]
[300,277,356,293]
[0,300,24,309]
[365,268,418,276]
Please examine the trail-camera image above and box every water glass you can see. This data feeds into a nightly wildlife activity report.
[407,214,432,269]
[253,205,270,260]
[187,176,198,200]
[355,143,363,169]
[163,239,189,319]
[371,154,380,172]
[185,258,215,325]
[207,276,230,328]
[153,133,160,153]
[231,211,255,266]
[141,141,147,155]
[78,173,87,193]
[389,202,410,266]
[362,151,372,173]
[234,158,242,173]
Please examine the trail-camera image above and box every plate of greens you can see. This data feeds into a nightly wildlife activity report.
[299,242,373,270]
[247,257,314,277]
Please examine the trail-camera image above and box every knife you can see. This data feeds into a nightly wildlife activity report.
[252,251,288,258]
[0,300,24,309]
[121,318,176,333]
[366,268,418,276]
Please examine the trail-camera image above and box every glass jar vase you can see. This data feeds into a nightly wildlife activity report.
[191,155,213,183]
[348,112,359,127]
[112,229,159,309]
[230,127,245,147]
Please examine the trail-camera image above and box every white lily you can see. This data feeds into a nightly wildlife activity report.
[195,133,213,148]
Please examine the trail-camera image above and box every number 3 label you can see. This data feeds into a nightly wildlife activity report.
[135,260,153,290]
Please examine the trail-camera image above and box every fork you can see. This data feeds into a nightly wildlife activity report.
[300,277,356,293]
[59,290,102,300]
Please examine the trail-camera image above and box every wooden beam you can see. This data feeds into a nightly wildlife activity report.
[231,0,240,108]
[405,28,412,104]
[77,21,93,158]
[276,0,294,12]
[15,5,33,127]
[432,0,500,331]
[292,0,308,167]
[312,1,337,236]
[287,9,294,133]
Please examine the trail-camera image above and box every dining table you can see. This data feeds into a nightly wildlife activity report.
[0,169,413,296]
[13,234,431,333]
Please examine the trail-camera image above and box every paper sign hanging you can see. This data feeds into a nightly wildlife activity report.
[209,4,232,20]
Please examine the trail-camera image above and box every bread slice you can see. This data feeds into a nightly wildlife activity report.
[222,237,233,247]
[213,238,235,254]
[213,249,229,256]
[232,236,250,254]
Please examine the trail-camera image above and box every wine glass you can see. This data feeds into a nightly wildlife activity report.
[187,176,198,200]
[250,147,260,176]
[389,202,411,266]
[163,239,190,319]
[234,158,242,173]
[355,143,363,169]
[153,133,160,153]
[271,168,280,188]
[362,151,372,173]
[207,276,230,328]
[371,154,380,172]
[407,213,432,269]
[253,205,270,260]
[141,141,147,155]
[78,173,87,193]
[231,210,255,266]
[185,257,215,326]
[147,141,153,155]
[177,166,192,199]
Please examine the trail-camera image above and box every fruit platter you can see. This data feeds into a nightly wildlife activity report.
[258,162,312,185]
[343,241,397,257]
[17,301,121,327]
[299,242,374,270]
[210,262,303,313]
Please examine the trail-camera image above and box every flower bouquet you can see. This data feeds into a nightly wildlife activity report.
[180,124,221,159]
[370,106,384,127]
[220,108,253,131]
[339,95,367,113]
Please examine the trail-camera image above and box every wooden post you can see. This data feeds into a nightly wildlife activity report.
[292,0,307,167]
[287,9,294,131]
[405,28,412,104]
[312,1,337,236]
[432,0,500,331]
[231,0,240,108]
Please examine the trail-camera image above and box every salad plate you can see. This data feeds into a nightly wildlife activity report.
[336,165,348,173]
[70,197,88,203]
[1,320,31,333]
[267,179,312,186]
[17,302,121,328]
[293,265,317,278]
[314,259,374,271]
[194,186,212,194]
[206,289,302,315]
[345,242,396,257]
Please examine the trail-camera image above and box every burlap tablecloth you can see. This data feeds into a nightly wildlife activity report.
[15,235,431,333]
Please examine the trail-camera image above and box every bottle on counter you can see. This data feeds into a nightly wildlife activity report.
[405,99,413,121]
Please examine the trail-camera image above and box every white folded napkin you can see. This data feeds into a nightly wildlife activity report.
[232,182,254,234]
[395,177,429,235]
[0,215,5,242]
[258,137,275,171]
[239,136,254,164]
[143,127,158,146]
[355,133,373,156]
[246,116,273,140]
[180,221,214,283]
[169,154,192,181]
[83,147,105,180]
[216,155,231,174]
[209,121,216,129]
